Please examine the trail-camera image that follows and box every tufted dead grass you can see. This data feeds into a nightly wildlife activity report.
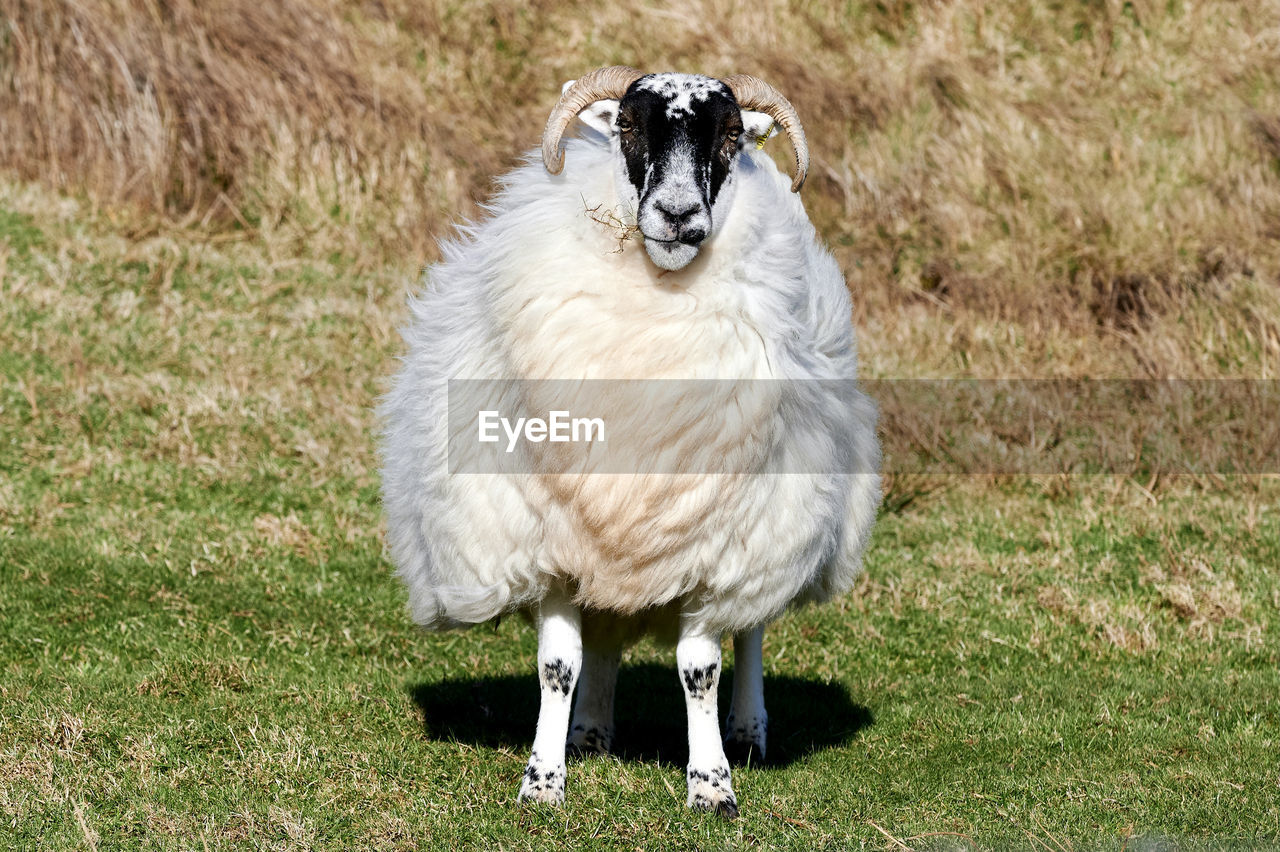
[2,0,1279,382]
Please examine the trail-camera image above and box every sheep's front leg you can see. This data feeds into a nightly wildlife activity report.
[677,624,738,819]
[518,596,581,805]
[724,625,768,764]
[568,635,620,756]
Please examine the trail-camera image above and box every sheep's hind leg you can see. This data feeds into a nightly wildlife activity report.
[677,622,738,819]
[518,596,582,805]
[724,625,768,765]
[568,633,620,757]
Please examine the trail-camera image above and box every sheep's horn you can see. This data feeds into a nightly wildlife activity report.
[723,74,809,192]
[542,65,645,175]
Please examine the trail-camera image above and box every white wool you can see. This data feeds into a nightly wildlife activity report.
[379,131,881,637]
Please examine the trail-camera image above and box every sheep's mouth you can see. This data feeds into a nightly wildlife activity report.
[640,227,710,248]
[642,236,687,249]
[642,235,701,272]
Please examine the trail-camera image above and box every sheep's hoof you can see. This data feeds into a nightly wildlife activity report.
[715,797,740,820]
[687,765,738,820]
[689,790,739,820]
[518,761,565,805]
[724,714,767,766]
[567,724,613,758]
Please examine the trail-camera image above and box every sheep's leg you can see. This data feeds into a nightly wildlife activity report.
[568,636,620,756]
[724,625,768,764]
[677,624,738,819]
[518,596,582,805]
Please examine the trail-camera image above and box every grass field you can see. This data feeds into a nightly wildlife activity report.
[2,170,1278,851]
[3,0,1280,848]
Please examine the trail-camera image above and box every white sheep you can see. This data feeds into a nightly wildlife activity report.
[380,66,881,818]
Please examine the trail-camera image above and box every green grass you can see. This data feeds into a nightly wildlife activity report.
[3,187,1279,849]
[2,475,1278,849]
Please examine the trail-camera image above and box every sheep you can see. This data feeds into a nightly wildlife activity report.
[380,66,881,819]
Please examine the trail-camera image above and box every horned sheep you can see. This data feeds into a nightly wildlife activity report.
[379,66,881,818]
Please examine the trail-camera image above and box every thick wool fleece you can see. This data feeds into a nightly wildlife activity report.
[379,132,880,638]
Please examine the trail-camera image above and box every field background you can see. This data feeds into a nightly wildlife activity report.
[2,0,1279,848]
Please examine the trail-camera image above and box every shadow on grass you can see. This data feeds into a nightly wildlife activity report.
[409,662,873,768]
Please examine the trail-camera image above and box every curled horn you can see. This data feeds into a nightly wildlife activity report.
[542,65,645,175]
[723,74,810,192]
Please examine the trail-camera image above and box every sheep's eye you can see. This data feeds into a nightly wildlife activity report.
[727,129,742,142]
[617,119,634,133]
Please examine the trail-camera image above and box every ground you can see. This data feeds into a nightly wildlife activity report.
[1,188,1277,848]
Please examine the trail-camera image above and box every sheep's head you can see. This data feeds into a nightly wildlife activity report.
[542,67,809,272]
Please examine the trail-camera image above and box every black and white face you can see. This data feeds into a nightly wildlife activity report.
[576,73,764,271]
[616,74,744,270]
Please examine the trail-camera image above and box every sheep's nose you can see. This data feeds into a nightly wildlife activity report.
[655,199,701,223]
[653,200,708,245]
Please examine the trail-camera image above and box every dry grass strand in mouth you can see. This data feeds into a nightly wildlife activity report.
[583,200,640,253]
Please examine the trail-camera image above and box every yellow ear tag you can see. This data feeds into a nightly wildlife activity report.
[755,122,776,150]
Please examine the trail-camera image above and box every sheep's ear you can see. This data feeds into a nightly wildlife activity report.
[576,99,621,138]
[741,109,777,145]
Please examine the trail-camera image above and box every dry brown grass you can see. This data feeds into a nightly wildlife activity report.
[4,0,405,209]
[3,0,1280,379]
[2,0,510,265]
